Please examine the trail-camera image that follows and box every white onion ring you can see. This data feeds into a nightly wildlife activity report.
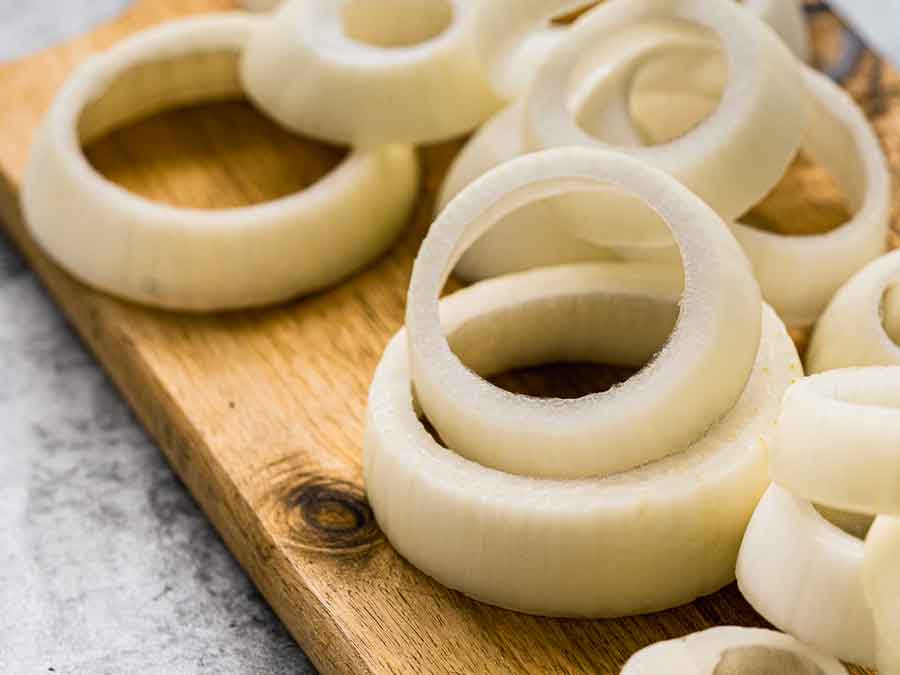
[523,0,808,232]
[474,0,809,99]
[459,32,886,321]
[731,67,891,326]
[22,14,419,311]
[408,149,761,479]
[621,627,847,674]
[863,516,900,675]
[240,0,502,146]
[736,484,877,667]
[770,367,900,517]
[367,264,799,617]
[577,57,889,325]
[807,249,900,373]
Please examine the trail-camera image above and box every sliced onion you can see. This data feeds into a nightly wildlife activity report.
[770,367,900,516]
[408,149,761,479]
[736,484,877,667]
[807,250,900,373]
[523,0,808,229]
[628,61,891,326]
[863,516,900,675]
[367,263,799,617]
[22,14,419,311]
[731,67,891,326]
[621,627,847,674]
[446,0,816,282]
[561,48,888,325]
[474,0,809,100]
[241,0,502,146]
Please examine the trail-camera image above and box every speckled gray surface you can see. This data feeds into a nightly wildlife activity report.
[0,3,315,673]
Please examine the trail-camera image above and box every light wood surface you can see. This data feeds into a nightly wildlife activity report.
[0,2,891,673]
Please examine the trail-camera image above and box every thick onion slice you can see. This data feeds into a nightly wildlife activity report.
[452,39,887,321]
[863,516,900,675]
[621,627,847,674]
[632,63,891,325]
[367,264,799,617]
[770,367,900,516]
[240,0,502,147]
[474,0,809,99]
[807,250,900,373]
[731,67,891,326]
[736,484,877,667]
[408,149,761,479]
[22,14,419,311]
[523,0,808,230]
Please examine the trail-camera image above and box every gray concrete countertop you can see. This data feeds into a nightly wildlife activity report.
[0,2,315,673]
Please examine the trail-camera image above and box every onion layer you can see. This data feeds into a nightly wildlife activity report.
[863,516,900,675]
[22,14,419,311]
[570,58,888,325]
[367,264,799,617]
[770,367,900,516]
[523,0,808,228]
[571,51,888,325]
[621,627,847,674]
[443,3,833,288]
[731,67,891,326]
[807,250,900,373]
[736,484,877,667]
[408,149,761,479]
[241,0,502,146]
[474,0,809,99]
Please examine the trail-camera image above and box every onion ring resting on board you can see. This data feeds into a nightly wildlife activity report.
[22,14,419,311]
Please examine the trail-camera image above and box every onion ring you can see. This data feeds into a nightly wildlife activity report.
[770,367,900,517]
[22,14,419,311]
[736,484,877,667]
[241,0,502,146]
[408,149,761,479]
[863,515,900,675]
[474,0,808,99]
[367,264,799,616]
[523,0,808,231]
[807,249,900,373]
[586,59,889,325]
[731,67,891,326]
[621,627,847,674]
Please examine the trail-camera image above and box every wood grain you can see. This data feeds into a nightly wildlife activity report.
[0,2,891,673]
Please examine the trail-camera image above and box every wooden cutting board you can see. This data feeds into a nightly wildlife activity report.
[0,1,891,673]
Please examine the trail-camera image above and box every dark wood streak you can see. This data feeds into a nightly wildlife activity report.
[284,475,382,552]
[259,460,384,557]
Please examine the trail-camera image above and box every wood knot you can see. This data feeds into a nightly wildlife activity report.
[263,466,383,556]
[286,477,378,545]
